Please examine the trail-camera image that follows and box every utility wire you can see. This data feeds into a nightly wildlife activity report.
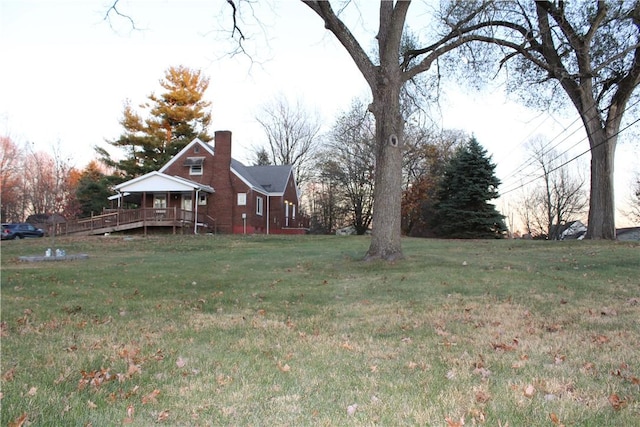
[500,113,640,197]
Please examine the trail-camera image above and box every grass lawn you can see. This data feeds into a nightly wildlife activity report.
[1,235,639,426]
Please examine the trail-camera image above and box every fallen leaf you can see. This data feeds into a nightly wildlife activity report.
[523,384,536,398]
[176,357,186,368]
[142,389,160,404]
[475,390,491,403]
[492,342,516,352]
[127,363,142,377]
[608,394,627,410]
[549,412,559,425]
[346,403,358,416]
[8,413,27,427]
[87,400,97,409]
[445,416,465,426]
[3,367,15,381]
[157,410,170,422]
[277,361,291,372]
[592,335,610,344]
[341,341,355,351]
[27,387,37,396]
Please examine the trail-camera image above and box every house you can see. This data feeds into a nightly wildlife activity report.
[108,130,307,235]
[616,227,640,241]
[558,220,587,240]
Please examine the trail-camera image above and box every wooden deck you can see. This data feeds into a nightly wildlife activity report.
[60,208,213,236]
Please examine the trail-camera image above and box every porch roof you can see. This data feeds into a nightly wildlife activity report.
[114,171,215,194]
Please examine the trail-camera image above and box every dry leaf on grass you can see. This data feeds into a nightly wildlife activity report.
[277,361,291,372]
[445,416,465,426]
[523,384,536,398]
[142,389,160,404]
[346,403,358,416]
[549,412,565,426]
[3,367,16,381]
[176,357,187,368]
[157,410,170,422]
[608,394,627,410]
[8,413,27,427]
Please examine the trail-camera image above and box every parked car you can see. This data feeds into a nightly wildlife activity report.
[1,223,45,240]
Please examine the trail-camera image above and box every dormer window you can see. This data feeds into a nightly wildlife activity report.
[184,157,204,176]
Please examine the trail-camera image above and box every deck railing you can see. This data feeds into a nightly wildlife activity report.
[61,208,208,235]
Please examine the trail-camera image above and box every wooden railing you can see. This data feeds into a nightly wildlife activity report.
[61,208,210,235]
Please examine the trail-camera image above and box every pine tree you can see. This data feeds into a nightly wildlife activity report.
[100,65,212,178]
[433,137,506,238]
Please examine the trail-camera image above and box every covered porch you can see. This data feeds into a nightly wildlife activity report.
[89,171,216,235]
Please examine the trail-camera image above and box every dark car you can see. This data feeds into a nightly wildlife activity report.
[1,223,45,240]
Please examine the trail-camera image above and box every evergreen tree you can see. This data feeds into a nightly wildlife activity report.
[75,161,116,217]
[433,137,506,239]
[99,65,212,179]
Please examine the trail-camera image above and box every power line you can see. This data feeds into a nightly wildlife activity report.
[500,113,640,197]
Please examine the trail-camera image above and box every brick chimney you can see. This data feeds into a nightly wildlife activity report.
[214,130,232,165]
[210,130,234,232]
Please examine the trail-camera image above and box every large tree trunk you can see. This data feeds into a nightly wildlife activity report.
[365,70,404,261]
[586,132,616,239]
[578,98,618,240]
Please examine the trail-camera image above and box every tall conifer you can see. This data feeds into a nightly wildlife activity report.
[100,66,212,179]
[434,137,506,238]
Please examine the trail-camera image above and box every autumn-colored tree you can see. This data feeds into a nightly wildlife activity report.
[0,136,24,222]
[21,146,77,219]
[100,65,213,179]
[401,129,465,236]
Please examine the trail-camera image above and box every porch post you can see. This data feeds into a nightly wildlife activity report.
[194,189,200,235]
[143,192,147,236]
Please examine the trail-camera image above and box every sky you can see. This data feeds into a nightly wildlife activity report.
[1,1,638,229]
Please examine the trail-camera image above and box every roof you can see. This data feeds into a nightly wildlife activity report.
[114,171,215,194]
[159,138,214,173]
[231,159,294,195]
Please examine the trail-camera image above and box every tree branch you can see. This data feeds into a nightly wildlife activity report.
[104,0,138,31]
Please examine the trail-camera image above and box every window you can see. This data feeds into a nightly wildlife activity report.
[237,193,247,206]
[198,193,207,205]
[184,157,204,176]
[256,196,264,216]
[153,194,167,209]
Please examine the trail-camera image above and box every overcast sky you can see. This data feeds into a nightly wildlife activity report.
[1,1,637,228]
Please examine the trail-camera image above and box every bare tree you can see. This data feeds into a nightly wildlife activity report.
[518,137,588,239]
[320,98,376,235]
[255,94,321,187]
[624,172,640,223]
[472,1,640,239]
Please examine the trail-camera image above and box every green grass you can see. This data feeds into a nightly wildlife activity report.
[1,235,639,426]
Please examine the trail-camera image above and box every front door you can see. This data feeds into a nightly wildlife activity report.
[182,195,193,222]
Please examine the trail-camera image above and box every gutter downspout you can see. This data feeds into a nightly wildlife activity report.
[266,194,270,235]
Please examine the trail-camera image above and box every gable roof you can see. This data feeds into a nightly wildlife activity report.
[114,171,215,193]
[231,159,295,196]
[159,138,215,173]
